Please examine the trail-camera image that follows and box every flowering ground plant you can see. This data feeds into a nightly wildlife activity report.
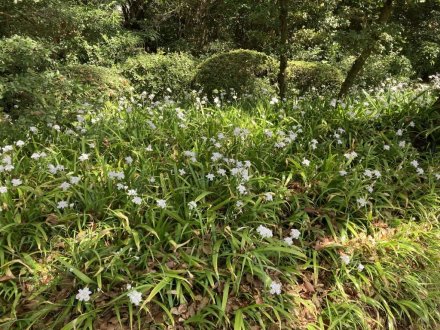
[0,86,439,329]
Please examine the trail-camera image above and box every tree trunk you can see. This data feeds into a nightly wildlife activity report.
[278,0,288,100]
[338,0,394,98]
[121,0,146,30]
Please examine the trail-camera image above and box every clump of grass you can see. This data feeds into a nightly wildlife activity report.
[0,85,439,329]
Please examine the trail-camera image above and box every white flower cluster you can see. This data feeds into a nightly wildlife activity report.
[284,228,301,246]
[256,225,273,239]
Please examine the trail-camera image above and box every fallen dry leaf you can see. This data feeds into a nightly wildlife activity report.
[0,275,15,282]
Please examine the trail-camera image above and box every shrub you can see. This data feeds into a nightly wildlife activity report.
[0,36,53,74]
[286,60,344,95]
[82,33,144,66]
[193,49,278,97]
[121,52,195,97]
[59,64,130,99]
[409,41,440,79]
[358,53,414,87]
[0,65,130,117]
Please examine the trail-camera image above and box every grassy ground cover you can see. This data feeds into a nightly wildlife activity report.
[0,86,439,329]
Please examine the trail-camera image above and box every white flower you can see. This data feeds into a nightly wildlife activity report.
[302,158,310,167]
[398,141,406,148]
[384,144,390,150]
[127,289,142,306]
[344,151,358,161]
[339,170,348,176]
[340,254,350,265]
[116,183,126,190]
[237,184,247,195]
[2,145,13,153]
[435,174,440,180]
[178,169,186,176]
[2,155,12,164]
[11,179,22,187]
[146,145,153,152]
[30,126,38,133]
[364,169,373,178]
[157,199,167,209]
[396,129,403,136]
[15,140,25,147]
[217,168,227,176]
[416,167,424,175]
[59,182,71,191]
[70,176,81,184]
[256,225,273,239]
[125,156,133,164]
[211,152,223,162]
[236,200,244,208]
[206,173,215,181]
[264,192,273,202]
[188,201,197,210]
[264,130,273,138]
[127,189,137,196]
[269,281,282,295]
[0,186,7,194]
[357,197,368,207]
[290,229,301,239]
[79,153,89,162]
[284,237,293,246]
[57,201,69,209]
[132,196,142,205]
[109,171,125,180]
[367,185,374,193]
[269,97,279,105]
[76,287,92,302]
[147,120,156,130]
[357,263,365,271]
[31,153,41,160]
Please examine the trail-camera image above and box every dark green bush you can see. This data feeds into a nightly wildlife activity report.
[121,52,195,97]
[82,33,144,66]
[1,1,143,66]
[408,41,440,80]
[0,65,130,117]
[358,53,414,87]
[286,60,344,94]
[59,64,130,99]
[0,36,53,74]
[193,49,278,96]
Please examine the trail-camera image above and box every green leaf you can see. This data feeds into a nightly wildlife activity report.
[58,258,95,285]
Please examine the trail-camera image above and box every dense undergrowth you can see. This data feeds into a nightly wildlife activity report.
[0,85,439,329]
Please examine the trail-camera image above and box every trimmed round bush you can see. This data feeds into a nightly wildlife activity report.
[0,35,53,74]
[286,61,344,94]
[193,49,278,96]
[121,52,195,97]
